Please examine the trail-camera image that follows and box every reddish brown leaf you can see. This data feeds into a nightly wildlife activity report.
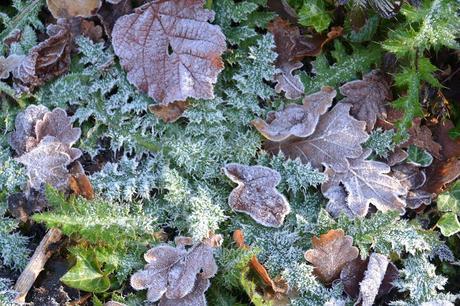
[252,86,336,141]
[403,118,442,159]
[423,158,460,194]
[339,69,391,131]
[69,162,94,200]
[97,0,133,37]
[46,0,102,18]
[13,23,72,90]
[431,120,460,160]
[289,26,343,61]
[149,101,189,123]
[267,0,298,25]
[112,0,226,104]
[305,229,359,283]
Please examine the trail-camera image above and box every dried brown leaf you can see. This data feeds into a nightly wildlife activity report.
[267,0,298,25]
[423,158,460,194]
[35,108,81,147]
[69,162,94,200]
[112,0,226,104]
[339,70,391,131]
[130,235,219,304]
[265,103,368,172]
[7,190,47,222]
[392,163,426,190]
[149,101,189,123]
[159,277,209,306]
[97,0,133,37]
[322,150,407,217]
[13,23,72,90]
[431,120,460,160]
[403,118,442,159]
[289,26,343,61]
[46,0,102,18]
[16,136,81,190]
[252,87,335,141]
[324,184,354,218]
[304,229,359,284]
[223,163,290,227]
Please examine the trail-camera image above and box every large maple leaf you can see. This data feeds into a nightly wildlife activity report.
[112,0,227,104]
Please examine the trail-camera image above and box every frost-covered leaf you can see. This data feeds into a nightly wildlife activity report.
[149,101,189,123]
[0,55,25,80]
[46,0,102,18]
[130,235,220,304]
[392,163,426,191]
[324,184,354,218]
[16,136,81,190]
[304,229,359,283]
[35,108,81,147]
[252,87,335,141]
[403,118,442,160]
[339,69,391,131]
[407,145,433,167]
[9,104,49,156]
[223,163,290,227]
[322,150,406,217]
[159,277,210,306]
[357,253,389,306]
[112,0,226,104]
[13,22,72,90]
[265,103,368,172]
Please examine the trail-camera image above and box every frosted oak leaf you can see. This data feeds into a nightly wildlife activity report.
[130,235,220,305]
[304,229,359,283]
[112,0,226,104]
[264,103,368,172]
[322,149,407,217]
[252,86,336,141]
[46,0,102,18]
[223,163,290,227]
[35,108,81,147]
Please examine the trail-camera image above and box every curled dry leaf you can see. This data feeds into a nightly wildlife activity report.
[69,162,94,200]
[112,0,226,104]
[264,103,368,172]
[252,86,335,141]
[267,0,298,24]
[223,163,290,227]
[339,69,391,131]
[423,158,460,194]
[324,184,354,218]
[16,136,82,190]
[130,235,220,305]
[13,23,72,90]
[159,277,210,306]
[340,254,399,302]
[46,0,102,18]
[149,101,189,123]
[304,229,359,284]
[322,150,407,217]
[392,163,432,209]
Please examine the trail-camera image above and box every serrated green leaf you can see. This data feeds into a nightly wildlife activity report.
[407,145,433,167]
[437,212,460,237]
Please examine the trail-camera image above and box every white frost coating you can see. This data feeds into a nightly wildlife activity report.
[421,301,455,306]
[357,253,389,306]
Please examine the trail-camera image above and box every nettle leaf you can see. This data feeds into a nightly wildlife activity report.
[264,103,368,172]
[112,0,226,104]
[252,86,335,141]
[304,229,359,284]
[130,235,220,305]
[322,150,407,217]
[223,163,290,227]
[46,0,102,18]
[339,69,391,131]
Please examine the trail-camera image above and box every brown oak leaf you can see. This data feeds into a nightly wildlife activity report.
[340,254,399,302]
[324,184,354,218]
[339,70,391,131]
[149,101,189,123]
[130,235,220,304]
[252,86,336,141]
[267,0,298,25]
[264,103,368,172]
[69,162,94,200]
[304,229,359,283]
[112,0,227,104]
[16,136,82,190]
[35,108,81,147]
[322,150,407,217]
[223,163,290,227]
[392,163,432,209]
[13,23,72,90]
[46,0,102,18]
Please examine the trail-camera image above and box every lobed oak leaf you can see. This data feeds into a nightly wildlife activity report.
[16,136,82,190]
[304,229,359,283]
[35,108,81,147]
[223,163,290,227]
[112,0,227,104]
[264,103,368,172]
[339,69,391,131]
[46,0,102,18]
[130,235,220,304]
[13,23,72,90]
[252,86,336,141]
[0,55,25,80]
[322,150,407,217]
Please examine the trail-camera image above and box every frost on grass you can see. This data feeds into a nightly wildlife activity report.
[223,163,290,227]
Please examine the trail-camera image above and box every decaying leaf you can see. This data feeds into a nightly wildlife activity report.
[112,0,226,104]
[392,163,432,209]
[403,118,442,160]
[7,190,47,222]
[13,23,72,90]
[16,136,82,190]
[265,103,368,172]
[223,163,290,227]
[149,101,189,123]
[130,235,220,304]
[0,55,25,80]
[97,0,133,37]
[9,105,49,156]
[340,254,399,301]
[267,0,298,25]
[339,69,391,131]
[69,162,94,200]
[305,229,359,283]
[324,184,354,218]
[431,120,460,160]
[322,150,407,217]
[35,108,81,147]
[357,253,389,306]
[252,87,336,141]
[423,158,460,194]
[46,0,102,18]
